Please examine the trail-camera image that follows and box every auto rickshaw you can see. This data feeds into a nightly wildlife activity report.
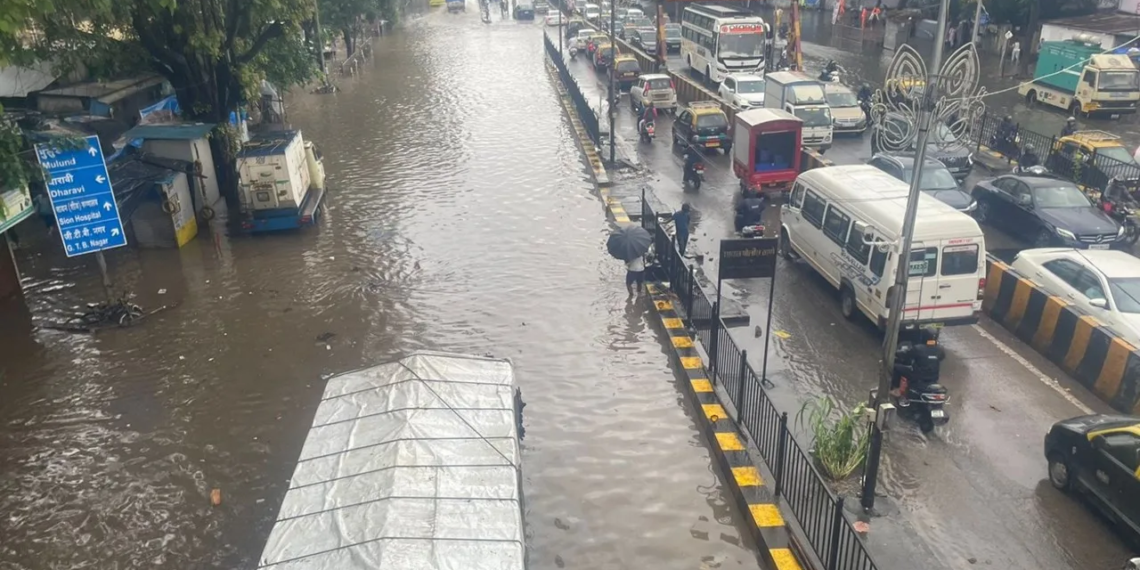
[593,43,616,72]
[732,108,804,198]
[1046,130,1140,196]
[611,54,640,90]
[671,101,731,153]
[586,32,608,57]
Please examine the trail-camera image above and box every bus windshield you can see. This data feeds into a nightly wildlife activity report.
[718,33,765,59]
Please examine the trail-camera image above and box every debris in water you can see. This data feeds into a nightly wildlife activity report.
[316,332,336,342]
[210,489,222,506]
[157,288,167,295]
[179,356,186,361]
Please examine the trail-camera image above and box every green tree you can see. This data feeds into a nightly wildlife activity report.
[0,0,321,207]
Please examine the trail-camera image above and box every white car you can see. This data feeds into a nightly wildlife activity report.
[626,7,644,19]
[584,2,600,20]
[1011,248,1140,347]
[575,29,594,50]
[629,73,677,113]
[718,74,766,109]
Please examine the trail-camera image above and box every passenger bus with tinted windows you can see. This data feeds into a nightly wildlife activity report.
[680,4,767,84]
[779,165,986,329]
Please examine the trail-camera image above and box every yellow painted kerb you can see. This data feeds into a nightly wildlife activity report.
[671,336,694,348]
[702,403,726,421]
[681,356,702,369]
[750,504,785,527]
[691,379,713,392]
[732,466,762,486]
[662,318,684,329]
[715,432,744,451]
[655,300,673,311]
[769,548,803,570]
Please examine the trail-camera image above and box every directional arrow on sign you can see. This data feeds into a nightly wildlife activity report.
[111,228,120,237]
[103,202,113,211]
[88,146,98,157]
[95,175,106,184]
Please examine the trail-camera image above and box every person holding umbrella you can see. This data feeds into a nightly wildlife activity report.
[607,224,653,297]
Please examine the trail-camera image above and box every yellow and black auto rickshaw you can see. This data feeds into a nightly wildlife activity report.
[611,54,641,90]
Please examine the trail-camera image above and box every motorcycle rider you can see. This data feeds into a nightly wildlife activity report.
[1018,143,1041,169]
[735,190,765,232]
[857,82,873,104]
[683,146,703,187]
[820,60,839,81]
[639,105,658,139]
[995,115,1017,154]
[891,327,945,404]
[1101,176,1136,216]
[1061,116,1078,137]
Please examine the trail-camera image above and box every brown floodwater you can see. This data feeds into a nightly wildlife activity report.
[0,10,763,570]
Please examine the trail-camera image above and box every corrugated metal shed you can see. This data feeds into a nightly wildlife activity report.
[122,123,216,141]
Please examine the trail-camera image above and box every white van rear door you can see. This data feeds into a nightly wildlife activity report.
[932,239,983,322]
[904,244,940,322]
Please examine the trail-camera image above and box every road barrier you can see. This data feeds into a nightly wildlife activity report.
[644,196,881,570]
[984,255,1140,414]
[972,111,1140,194]
[544,33,601,145]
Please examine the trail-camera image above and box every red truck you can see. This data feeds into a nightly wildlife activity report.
[732,107,803,198]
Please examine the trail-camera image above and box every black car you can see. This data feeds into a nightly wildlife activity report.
[514,1,534,19]
[868,153,975,212]
[871,111,973,181]
[1045,414,1140,543]
[664,23,682,53]
[630,28,657,54]
[971,173,1124,248]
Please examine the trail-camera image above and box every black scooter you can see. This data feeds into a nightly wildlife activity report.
[892,334,950,434]
[683,151,704,191]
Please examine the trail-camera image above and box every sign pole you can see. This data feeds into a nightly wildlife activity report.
[759,260,778,383]
[95,251,114,303]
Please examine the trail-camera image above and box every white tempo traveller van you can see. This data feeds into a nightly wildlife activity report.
[779,165,985,328]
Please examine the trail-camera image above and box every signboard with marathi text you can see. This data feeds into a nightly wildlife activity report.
[719,238,778,280]
[35,135,127,257]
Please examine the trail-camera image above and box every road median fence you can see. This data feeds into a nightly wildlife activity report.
[544,33,601,146]
[642,196,880,570]
[972,112,1140,194]
[984,255,1140,414]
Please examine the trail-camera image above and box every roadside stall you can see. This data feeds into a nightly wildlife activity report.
[257,351,526,570]
[732,107,803,198]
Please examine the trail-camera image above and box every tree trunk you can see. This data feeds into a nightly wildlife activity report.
[343,28,356,57]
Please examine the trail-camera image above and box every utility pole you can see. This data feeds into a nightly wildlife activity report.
[791,1,802,71]
[970,0,983,45]
[314,0,327,75]
[860,0,952,513]
[609,3,616,165]
[657,3,667,69]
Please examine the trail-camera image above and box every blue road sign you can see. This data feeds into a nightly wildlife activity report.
[35,135,127,258]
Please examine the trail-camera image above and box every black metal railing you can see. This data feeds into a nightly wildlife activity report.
[971,111,1140,193]
[543,33,601,145]
[642,196,880,570]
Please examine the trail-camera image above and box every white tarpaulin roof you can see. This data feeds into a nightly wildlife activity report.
[258,351,524,570]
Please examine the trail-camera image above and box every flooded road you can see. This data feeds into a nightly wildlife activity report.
[0,12,763,570]
[561,24,1137,569]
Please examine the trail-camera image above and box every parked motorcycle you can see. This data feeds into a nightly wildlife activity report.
[739,224,766,238]
[639,119,655,143]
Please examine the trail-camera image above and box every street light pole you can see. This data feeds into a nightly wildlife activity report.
[608,4,616,165]
[860,0,952,513]
[971,0,983,45]
[559,5,563,58]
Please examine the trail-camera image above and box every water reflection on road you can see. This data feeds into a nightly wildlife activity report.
[0,12,761,570]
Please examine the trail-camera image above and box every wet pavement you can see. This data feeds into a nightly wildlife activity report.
[0,12,769,570]
[556,25,1138,569]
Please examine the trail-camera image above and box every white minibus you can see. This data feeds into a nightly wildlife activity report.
[779,165,986,328]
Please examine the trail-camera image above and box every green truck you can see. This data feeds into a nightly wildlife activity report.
[1019,37,1140,118]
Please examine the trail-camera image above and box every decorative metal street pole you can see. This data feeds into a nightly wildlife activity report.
[609,4,616,165]
[559,5,564,58]
[859,0,986,512]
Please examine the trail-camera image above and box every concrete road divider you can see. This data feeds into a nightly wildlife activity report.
[984,256,1140,414]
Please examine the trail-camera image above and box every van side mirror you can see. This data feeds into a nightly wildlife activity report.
[1090,298,1108,309]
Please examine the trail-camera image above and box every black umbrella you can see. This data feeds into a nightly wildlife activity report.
[607,224,652,262]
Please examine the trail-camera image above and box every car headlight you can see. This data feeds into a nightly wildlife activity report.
[965,201,977,212]
[1056,228,1077,240]
[1118,225,1126,237]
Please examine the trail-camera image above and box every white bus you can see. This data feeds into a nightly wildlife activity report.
[780,165,986,329]
[680,4,767,84]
